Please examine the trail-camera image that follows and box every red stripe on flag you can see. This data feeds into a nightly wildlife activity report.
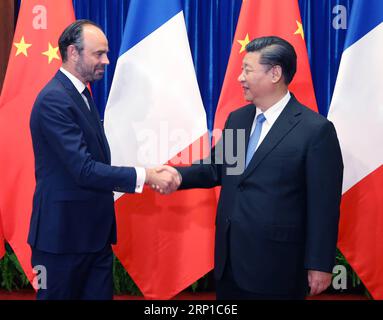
[337,165,383,299]
[113,187,216,299]
[113,133,217,299]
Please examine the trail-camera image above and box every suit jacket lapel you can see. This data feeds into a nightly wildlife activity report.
[240,97,302,182]
[55,71,110,163]
[56,71,95,125]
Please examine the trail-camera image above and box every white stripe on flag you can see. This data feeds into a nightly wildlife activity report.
[328,22,383,193]
[105,11,207,171]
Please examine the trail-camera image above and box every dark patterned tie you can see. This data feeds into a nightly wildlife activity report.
[82,87,97,114]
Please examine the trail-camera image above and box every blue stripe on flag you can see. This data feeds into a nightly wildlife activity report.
[119,0,182,56]
[344,0,383,50]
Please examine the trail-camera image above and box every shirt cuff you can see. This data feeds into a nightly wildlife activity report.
[134,167,146,193]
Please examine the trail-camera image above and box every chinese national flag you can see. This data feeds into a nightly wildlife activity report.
[214,0,317,132]
[0,0,75,279]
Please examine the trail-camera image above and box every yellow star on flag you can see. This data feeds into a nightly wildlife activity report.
[42,42,60,64]
[14,36,32,57]
[237,33,250,53]
[294,20,304,40]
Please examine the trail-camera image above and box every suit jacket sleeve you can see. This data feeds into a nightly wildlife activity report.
[177,138,222,189]
[176,114,233,190]
[36,90,137,193]
[304,120,344,272]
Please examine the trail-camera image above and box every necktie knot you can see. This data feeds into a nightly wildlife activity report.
[256,113,266,124]
[82,87,92,100]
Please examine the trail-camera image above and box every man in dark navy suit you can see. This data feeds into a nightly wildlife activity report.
[28,20,179,300]
[158,36,344,299]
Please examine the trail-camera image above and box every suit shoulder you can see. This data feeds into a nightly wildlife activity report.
[291,101,339,146]
[294,101,332,128]
[31,78,74,129]
[33,78,71,114]
[35,78,66,103]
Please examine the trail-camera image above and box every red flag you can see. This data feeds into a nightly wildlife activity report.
[114,157,217,299]
[0,214,4,259]
[0,0,75,281]
[214,0,317,132]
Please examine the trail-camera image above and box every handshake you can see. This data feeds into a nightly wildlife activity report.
[145,165,182,194]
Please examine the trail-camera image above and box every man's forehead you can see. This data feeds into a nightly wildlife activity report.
[83,25,107,41]
[83,24,102,34]
[82,26,108,49]
[242,52,260,65]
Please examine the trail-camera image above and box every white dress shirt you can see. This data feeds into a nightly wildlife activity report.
[250,91,291,152]
[60,67,146,193]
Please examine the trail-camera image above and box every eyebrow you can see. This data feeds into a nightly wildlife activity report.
[95,49,109,54]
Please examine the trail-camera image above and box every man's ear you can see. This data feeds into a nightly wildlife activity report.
[271,65,283,83]
[67,44,79,63]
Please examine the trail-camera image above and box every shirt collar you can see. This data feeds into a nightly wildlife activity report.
[256,91,291,124]
[60,67,86,94]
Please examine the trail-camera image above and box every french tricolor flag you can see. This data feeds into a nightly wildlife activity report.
[328,0,383,299]
[104,0,217,299]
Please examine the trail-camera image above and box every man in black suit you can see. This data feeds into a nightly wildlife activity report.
[157,36,343,299]
[28,20,179,300]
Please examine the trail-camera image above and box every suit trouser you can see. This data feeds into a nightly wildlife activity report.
[215,227,305,300]
[31,244,113,300]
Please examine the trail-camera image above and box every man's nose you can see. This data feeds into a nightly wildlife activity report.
[238,72,244,82]
[102,54,110,65]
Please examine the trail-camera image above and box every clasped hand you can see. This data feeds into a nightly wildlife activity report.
[145,165,181,194]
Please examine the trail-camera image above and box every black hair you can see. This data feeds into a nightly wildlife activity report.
[58,19,101,62]
[246,36,297,85]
